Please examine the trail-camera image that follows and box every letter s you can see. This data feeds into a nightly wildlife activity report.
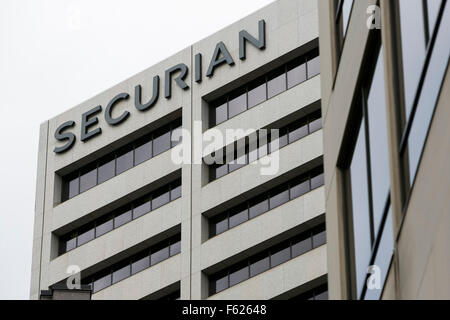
[54,121,76,154]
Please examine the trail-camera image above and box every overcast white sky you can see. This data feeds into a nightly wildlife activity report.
[0,0,274,299]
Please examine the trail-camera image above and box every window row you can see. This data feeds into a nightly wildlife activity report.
[59,178,182,255]
[209,166,324,238]
[210,47,320,127]
[209,110,322,181]
[290,283,328,301]
[82,234,181,293]
[399,1,449,196]
[209,224,326,296]
[62,118,182,202]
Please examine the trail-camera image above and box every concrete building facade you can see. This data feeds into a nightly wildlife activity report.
[31,0,327,300]
[318,0,449,299]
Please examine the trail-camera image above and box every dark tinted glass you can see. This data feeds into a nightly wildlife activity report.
[229,208,249,228]
[133,199,151,219]
[171,184,182,200]
[228,153,248,173]
[269,188,289,209]
[66,238,77,252]
[213,218,228,236]
[313,230,327,248]
[248,82,267,108]
[98,157,115,184]
[68,177,79,199]
[134,140,152,166]
[399,0,427,119]
[367,49,389,234]
[309,118,322,133]
[307,56,320,78]
[287,62,307,88]
[249,255,270,277]
[228,92,247,118]
[215,164,228,180]
[311,173,324,189]
[229,265,249,287]
[269,133,288,153]
[270,245,290,267]
[289,123,308,143]
[315,290,329,300]
[171,126,183,147]
[212,275,228,294]
[350,121,372,298]
[114,210,132,228]
[292,237,312,257]
[153,131,171,156]
[79,167,97,193]
[116,149,134,175]
[170,240,181,256]
[77,229,95,246]
[112,265,131,284]
[93,274,111,293]
[267,69,287,99]
[290,179,310,199]
[95,219,113,237]
[215,103,228,125]
[131,256,150,275]
[151,246,169,265]
[249,197,269,219]
[152,189,170,210]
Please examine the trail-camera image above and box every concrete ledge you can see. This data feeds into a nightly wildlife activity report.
[92,254,181,300]
[52,149,181,232]
[208,244,327,300]
[49,198,182,285]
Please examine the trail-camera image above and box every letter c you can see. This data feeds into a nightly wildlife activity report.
[105,93,130,126]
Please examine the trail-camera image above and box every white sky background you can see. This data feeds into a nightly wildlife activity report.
[0,0,274,299]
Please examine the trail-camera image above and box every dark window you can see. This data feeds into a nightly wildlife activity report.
[151,246,170,265]
[229,265,249,287]
[134,140,152,166]
[249,196,269,219]
[171,184,182,200]
[214,102,228,126]
[97,156,115,184]
[67,176,80,199]
[112,264,131,284]
[170,240,181,256]
[311,173,324,189]
[292,236,312,258]
[309,118,322,133]
[95,218,113,237]
[313,229,327,248]
[211,274,229,295]
[152,188,170,210]
[133,198,151,219]
[229,207,249,229]
[228,153,248,173]
[307,55,320,78]
[131,255,150,275]
[228,91,247,119]
[287,60,307,89]
[248,80,267,108]
[77,228,95,246]
[171,126,183,147]
[290,178,310,199]
[153,131,171,156]
[267,68,287,99]
[269,187,289,210]
[270,245,291,268]
[289,122,309,143]
[79,166,97,193]
[249,255,270,277]
[215,164,228,180]
[93,274,111,293]
[114,210,132,228]
[116,147,134,175]
[212,217,228,236]
[65,238,77,252]
[349,120,372,298]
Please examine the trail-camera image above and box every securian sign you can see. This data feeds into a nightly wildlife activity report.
[54,20,266,154]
